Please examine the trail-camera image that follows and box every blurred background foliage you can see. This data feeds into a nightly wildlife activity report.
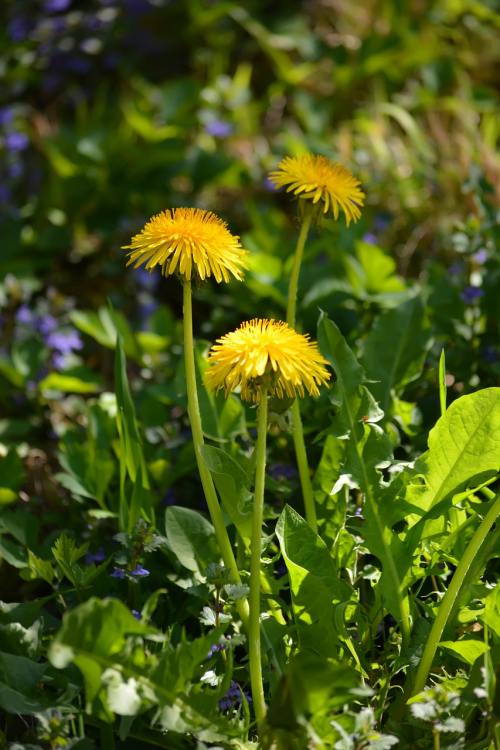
[0,0,499,493]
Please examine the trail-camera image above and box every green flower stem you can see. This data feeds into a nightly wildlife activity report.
[286,206,317,531]
[182,280,249,627]
[408,494,500,699]
[286,207,313,327]
[248,387,268,726]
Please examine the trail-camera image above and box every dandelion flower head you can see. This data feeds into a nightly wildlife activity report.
[123,207,248,283]
[268,155,365,225]
[206,319,330,403]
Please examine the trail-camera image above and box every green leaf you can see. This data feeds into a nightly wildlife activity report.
[362,295,431,415]
[0,449,25,495]
[318,315,409,636]
[27,550,55,584]
[276,505,350,657]
[126,463,154,534]
[49,598,152,721]
[71,307,140,362]
[152,626,226,696]
[345,242,405,296]
[51,534,88,587]
[165,506,218,576]
[483,586,500,639]
[38,372,101,395]
[0,651,48,714]
[49,598,230,734]
[439,639,489,665]
[0,537,28,568]
[114,334,149,488]
[201,445,253,544]
[407,388,500,516]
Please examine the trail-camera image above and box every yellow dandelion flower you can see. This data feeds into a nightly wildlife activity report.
[268,155,365,225]
[206,319,330,403]
[123,207,248,283]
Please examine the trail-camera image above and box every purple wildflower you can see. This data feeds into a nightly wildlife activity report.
[130,564,150,577]
[460,286,484,304]
[110,567,127,579]
[263,176,277,191]
[204,120,233,138]
[472,249,488,265]
[207,639,230,659]
[268,463,297,481]
[8,161,24,179]
[0,108,14,127]
[134,267,158,291]
[374,214,391,231]
[131,609,142,620]
[46,329,83,355]
[362,232,377,245]
[85,547,106,565]
[218,681,251,711]
[7,18,31,42]
[0,185,12,205]
[4,132,29,152]
[16,304,36,325]
[38,315,58,336]
[64,56,92,74]
[44,0,72,12]
[273,559,287,579]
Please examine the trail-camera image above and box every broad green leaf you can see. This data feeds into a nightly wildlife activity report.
[0,537,27,568]
[71,307,140,362]
[56,411,115,506]
[362,295,431,415]
[287,651,359,714]
[39,372,101,395]
[49,598,232,735]
[201,445,253,544]
[439,639,489,665]
[165,506,218,576]
[49,598,151,721]
[345,242,405,296]
[407,388,500,515]
[0,652,47,714]
[276,505,350,657]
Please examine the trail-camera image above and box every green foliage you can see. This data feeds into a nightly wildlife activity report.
[1,0,499,746]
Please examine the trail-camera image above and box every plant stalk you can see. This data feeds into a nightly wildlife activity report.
[248,387,268,725]
[408,494,500,699]
[286,208,312,327]
[182,280,249,626]
[286,207,317,530]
